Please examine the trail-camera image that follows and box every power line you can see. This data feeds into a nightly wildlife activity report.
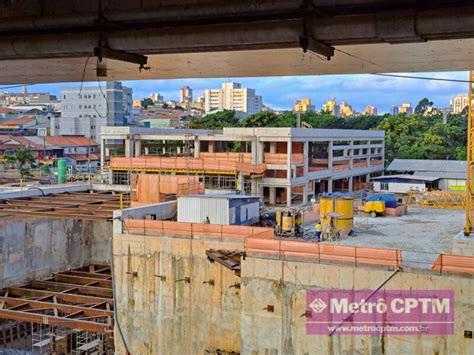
[372,73,473,83]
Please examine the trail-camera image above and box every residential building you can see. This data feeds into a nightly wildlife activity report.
[149,93,163,103]
[390,104,398,115]
[123,86,133,124]
[101,126,385,206]
[204,82,263,115]
[339,101,354,117]
[322,98,340,116]
[450,94,470,114]
[385,158,466,191]
[180,86,193,105]
[364,105,378,115]
[0,91,57,107]
[293,98,315,113]
[51,81,131,142]
[398,103,413,115]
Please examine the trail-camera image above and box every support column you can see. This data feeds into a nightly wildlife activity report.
[327,178,333,193]
[348,176,353,192]
[328,141,333,170]
[251,180,258,195]
[258,141,264,164]
[237,173,245,194]
[349,140,354,170]
[303,141,309,176]
[177,146,181,154]
[144,147,149,155]
[194,139,200,158]
[270,142,277,154]
[125,139,133,157]
[269,187,276,205]
[134,140,141,157]
[251,139,257,164]
[286,186,292,207]
[287,140,292,180]
[100,138,105,172]
[303,184,308,205]
[209,141,215,153]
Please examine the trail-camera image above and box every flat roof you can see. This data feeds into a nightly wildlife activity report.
[387,159,466,174]
[371,174,440,182]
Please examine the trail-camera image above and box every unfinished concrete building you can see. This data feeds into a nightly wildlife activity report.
[101,127,385,206]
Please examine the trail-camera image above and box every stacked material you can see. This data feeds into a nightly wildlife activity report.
[131,174,204,206]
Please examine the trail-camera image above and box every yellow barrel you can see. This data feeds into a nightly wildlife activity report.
[282,215,293,232]
[319,196,354,236]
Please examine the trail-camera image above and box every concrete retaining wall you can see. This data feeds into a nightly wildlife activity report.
[113,233,243,354]
[0,215,111,288]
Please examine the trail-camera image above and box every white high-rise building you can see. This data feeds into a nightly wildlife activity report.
[450,94,470,114]
[52,81,131,142]
[204,82,263,115]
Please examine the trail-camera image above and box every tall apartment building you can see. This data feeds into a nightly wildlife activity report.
[180,86,193,105]
[149,93,163,103]
[390,104,398,115]
[322,98,340,116]
[204,82,263,115]
[450,94,469,114]
[51,81,131,142]
[365,105,378,115]
[398,103,413,115]
[293,98,315,112]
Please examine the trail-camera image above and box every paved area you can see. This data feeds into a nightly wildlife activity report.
[329,208,465,268]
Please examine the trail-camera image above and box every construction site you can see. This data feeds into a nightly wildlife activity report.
[0,1,473,354]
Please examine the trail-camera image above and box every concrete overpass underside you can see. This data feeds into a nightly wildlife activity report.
[1,0,474,84]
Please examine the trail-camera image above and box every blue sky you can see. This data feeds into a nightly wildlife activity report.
[3,71,468,113]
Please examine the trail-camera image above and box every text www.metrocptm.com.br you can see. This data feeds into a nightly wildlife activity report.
[327,325,429,333]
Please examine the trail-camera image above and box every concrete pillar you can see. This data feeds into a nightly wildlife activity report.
[303,141,309,175]
[270,142,277,154]
[209,141,215,153]
[269,187,276,205]
[125,139,133,157]
[349,140,354,169]
[144,147,149,155]
[194,140,201,158]
[251,139,257,164]
[237,173,245,194]
[177,146,181,154]
[258,141,264,164]
[303,184,308,205]
[348,176,353,192]
[287,140,292,180]
[327,178,333,193]
[286,186,292,207]
[328,141,333,170]
[366,173,371,183]
[100,138,105,172]
[134,140,141,157]
[251,180,258,195]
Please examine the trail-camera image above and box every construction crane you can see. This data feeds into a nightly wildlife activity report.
[464,69,474,236]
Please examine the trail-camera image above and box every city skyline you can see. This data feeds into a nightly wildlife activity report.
[1,71,468,114]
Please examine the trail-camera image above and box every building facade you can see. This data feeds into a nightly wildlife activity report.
[180,86,193,105]
[450,94,469,114]
[293,98,315,112]
[364,105,378,115]
[204,82,263,115]
[52,81,131,142]
[101,127,385,206]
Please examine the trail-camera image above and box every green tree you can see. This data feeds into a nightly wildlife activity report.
[3,147,35,179]
[141,98,154,108]
[415,97,433,115]
[188,110,240,129]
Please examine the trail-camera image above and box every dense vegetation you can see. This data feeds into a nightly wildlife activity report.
[188,102,467,163]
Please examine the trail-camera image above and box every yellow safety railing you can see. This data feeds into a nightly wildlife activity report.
[407,190,466,210]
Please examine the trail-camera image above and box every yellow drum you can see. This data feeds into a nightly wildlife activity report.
[320,196,354,237]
